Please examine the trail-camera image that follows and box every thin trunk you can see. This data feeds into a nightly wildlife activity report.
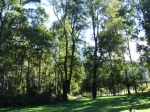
[68,9,78,93]
[0,3,4,38]
[108,52,116,96]
[93,46,97,99]
[54,65,56,94]
[1,64,5,105]
[133,79,138,94]
[125,69,131,94]
[122,52,131,94]
[69,39,75,94]
[122,53,131,94]
[26,48,31,95]
[20,65,23,84]
[38,53,42,91]
[127,36,137,94]
[145,75,148,86]
[53,56,63,96]
[127,36,133,63]
[57,68,61,97]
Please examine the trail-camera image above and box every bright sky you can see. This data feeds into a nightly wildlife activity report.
[126,31,146,61]
[42,3,57,28]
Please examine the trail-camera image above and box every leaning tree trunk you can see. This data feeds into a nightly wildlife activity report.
[69,36,75,94]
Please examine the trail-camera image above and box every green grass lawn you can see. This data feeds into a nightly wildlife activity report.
[0,92,150,112]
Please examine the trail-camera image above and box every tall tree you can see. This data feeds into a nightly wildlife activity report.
[0,0,55,106]
[50,0,86,100]
[86,0,109,99]
[140,0,150,43]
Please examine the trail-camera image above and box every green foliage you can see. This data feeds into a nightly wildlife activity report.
[140,0,150,43]
[138,85,148,92]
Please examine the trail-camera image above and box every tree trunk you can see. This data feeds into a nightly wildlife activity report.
[38,52,42,91]
[145,75,148,86]
[112,74,116,96]
[91,2,98,99]
[133,78,138,94]
[108,52,116,96]
[69,39,75,94]
[127,36,137,94]
[125,69,131,94]
[26,48,31,95]
[63,26,68,101]
[63,80,68,101]
[1,65,5,106]
[93,62,97,99]
[92,31,97,99]
[122,52,131,95]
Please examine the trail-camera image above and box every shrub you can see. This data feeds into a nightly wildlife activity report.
[35,91,53,105]
[0,95,12,107]
[138,85,148,93]
[11,94,27,107]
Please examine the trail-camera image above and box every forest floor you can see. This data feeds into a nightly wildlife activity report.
[0,92,150,112]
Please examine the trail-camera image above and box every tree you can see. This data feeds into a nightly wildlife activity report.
[86,0,109,99]
[140,0,150,43]
[81,46,94,95]
[0,0,55,106]
[50,0,87,100]
[98,0,125,96]
[138,0,150,77]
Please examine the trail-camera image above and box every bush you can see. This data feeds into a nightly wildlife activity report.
[138,85,148,93]
[35,91,53,105]
[11,94,28,107]
[0,95,12,107]
[0,89,62,107]
[146,86,150,92]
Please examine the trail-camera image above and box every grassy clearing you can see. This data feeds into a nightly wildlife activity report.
[0,92,150,112]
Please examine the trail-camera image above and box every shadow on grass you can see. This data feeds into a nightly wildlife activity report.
[0,92,150,112]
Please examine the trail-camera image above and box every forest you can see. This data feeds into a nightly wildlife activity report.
[0,0,150,107]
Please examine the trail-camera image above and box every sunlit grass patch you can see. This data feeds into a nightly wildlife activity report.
[0,92,149,112]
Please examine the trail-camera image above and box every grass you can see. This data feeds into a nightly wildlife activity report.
[0,92,150,112]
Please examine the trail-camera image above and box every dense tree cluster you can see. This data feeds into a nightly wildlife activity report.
[0,0,149,107]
